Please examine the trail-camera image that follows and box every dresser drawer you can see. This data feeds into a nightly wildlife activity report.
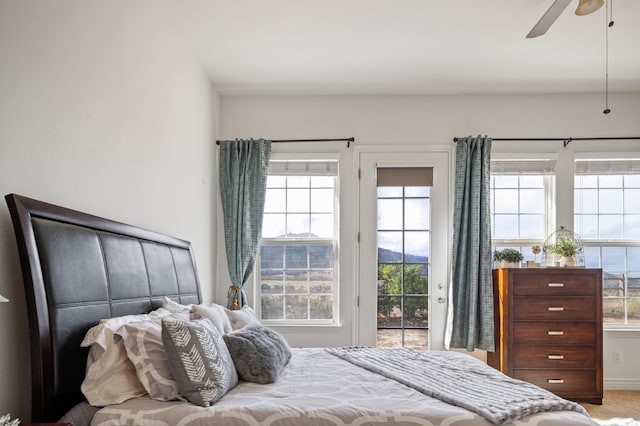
[513,296,596,321]
[513,321,595,345]
[513,345,596,369]
[514,369,598,394]
[512,273,597,297]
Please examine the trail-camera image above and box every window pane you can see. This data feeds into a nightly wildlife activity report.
[261,245,284,269]
[287,176,309,188]
[261,295,284,320]
[287,214,309,235]
[403,329,428,350]
[603,298,624,323]
[575,189,598,214]
[494,215,518,239]
[405,231,429,259]
[378,264,402,295]
[378,199,403,230]
[628,273,640,297]
[625,175,640,187]
[309,244,333,268]
[310,295,332,319]
[267,175,286,188]
[599,189,624,214]
[603,273,624,297]
[405,187,429,197]
[494,189,518,213]
[377,296,401,327]
[287,188,309,212]
[403,296,428,327]
[405,264,428,294]
[494,175,518,188]
[262,214,285,237]
[378,231,403,255]
[625,216,640,238]
[599,215,623,239]
[310,214,333,238]
[602,247,626,272]
[378,187,402,197]
[520,175,543,188]
[264,189,285,213]
[625,189,640,213]
[285,245,308,268]
[309,272,332,294]
[575,214,598,238]
[520,215,544,239]
[311,188,333,213]
[286,295,308,319]
[311,176,333,187]
[599,175,623,188]
[405,198,429,230]
[520,189,544,213]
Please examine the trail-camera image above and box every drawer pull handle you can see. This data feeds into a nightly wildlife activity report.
[547,330,564,336]
[548,282,564,288]
[548,306,564,312]
[548,354,565,360]
[547,379,565,384]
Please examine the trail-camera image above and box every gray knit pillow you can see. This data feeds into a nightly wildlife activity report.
[223,325,291,384]
[161,318,238,406]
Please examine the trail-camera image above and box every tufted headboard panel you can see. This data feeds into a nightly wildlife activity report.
[5,194,202,422]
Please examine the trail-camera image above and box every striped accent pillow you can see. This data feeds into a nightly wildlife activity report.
[161,318,238,406]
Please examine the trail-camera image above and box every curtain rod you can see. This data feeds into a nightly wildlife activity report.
[452,136,640,148]
[216,137,355,148]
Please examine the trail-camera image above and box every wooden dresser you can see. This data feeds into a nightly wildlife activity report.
[487,267,603,404]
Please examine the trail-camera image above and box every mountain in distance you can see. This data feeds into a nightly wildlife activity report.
[378,247,427,263]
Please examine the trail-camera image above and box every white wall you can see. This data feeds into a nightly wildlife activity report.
[218,93,640,388]
[0,2,218,420]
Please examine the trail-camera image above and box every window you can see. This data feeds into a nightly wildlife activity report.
[574,158,640,326]
[490,157,555,262]
[257,157,339,324]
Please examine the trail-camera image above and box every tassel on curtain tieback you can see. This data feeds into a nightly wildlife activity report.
[227,285,241,310]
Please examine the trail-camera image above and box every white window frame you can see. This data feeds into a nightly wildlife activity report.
[254,153,341,326]
[490,153,557,257]
[574,152,640,329]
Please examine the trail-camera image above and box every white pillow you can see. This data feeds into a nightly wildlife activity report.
[224,305,261,330]
[191,303,232,334]
[118,312,190,401]
[162,296,193,315]
[80,308,175,406]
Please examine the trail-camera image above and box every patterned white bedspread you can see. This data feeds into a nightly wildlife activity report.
[91,348,598,426]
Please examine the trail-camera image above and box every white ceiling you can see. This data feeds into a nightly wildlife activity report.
[169,0,640,95]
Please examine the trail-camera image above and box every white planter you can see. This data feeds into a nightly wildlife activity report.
[560,256,576,267]
[495,260,521,268]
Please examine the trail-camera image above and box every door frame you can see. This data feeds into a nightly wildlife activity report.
[353,145,453,350]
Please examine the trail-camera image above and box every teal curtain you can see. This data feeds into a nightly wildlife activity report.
[219,139,272,310]
[447,136,494,351]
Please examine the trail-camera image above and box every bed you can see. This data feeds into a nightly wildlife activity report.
[5,193,598,426]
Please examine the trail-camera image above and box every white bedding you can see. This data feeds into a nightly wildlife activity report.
[91,348,598,426]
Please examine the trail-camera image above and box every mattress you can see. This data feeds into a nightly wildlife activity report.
[91,348,597,426]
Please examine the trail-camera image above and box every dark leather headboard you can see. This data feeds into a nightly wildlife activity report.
[5,194,202,422]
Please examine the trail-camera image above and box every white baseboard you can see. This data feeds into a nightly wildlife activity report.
[604,378,640,390]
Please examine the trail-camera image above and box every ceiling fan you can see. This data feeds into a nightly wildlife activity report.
[527,0,604,38]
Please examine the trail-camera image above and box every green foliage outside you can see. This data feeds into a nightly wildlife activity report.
[377,263,428,328]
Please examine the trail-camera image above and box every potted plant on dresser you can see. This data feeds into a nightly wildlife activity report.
[545,236,578,267]
[493,248,523,268]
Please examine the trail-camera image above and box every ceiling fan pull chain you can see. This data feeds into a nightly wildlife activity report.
[603,0,611,114]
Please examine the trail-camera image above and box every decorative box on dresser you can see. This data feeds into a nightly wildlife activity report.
[487,267,603,404]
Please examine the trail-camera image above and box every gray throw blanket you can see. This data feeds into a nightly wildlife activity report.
[326,347,589,425]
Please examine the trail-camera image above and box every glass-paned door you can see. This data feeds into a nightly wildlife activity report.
[377,185,430,349]
[358,150,450,351]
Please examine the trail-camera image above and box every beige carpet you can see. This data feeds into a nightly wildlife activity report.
[581,391,640,425]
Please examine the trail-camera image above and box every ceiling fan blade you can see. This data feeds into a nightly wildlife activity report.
[526,0,573,38]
